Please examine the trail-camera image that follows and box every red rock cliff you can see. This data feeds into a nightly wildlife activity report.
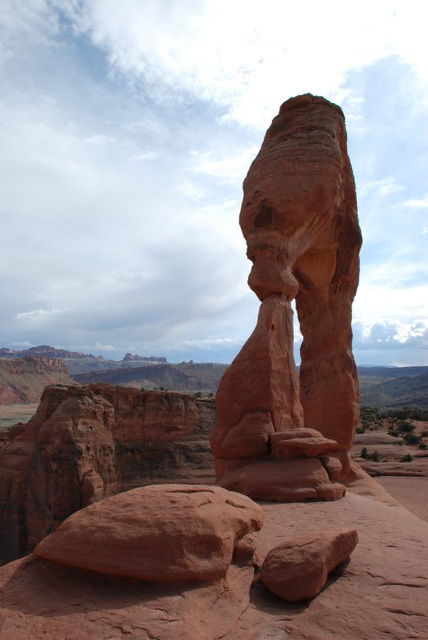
[0,356,73,404]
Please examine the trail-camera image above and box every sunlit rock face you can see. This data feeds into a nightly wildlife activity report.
[211,94,362,500]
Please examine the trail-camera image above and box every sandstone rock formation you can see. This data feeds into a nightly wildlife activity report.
[1,479,427,639]
[0,356,73,404]
[259,527,358,601]
[211,94,361,499]
[34,484,264,583]
[0,384,216,564]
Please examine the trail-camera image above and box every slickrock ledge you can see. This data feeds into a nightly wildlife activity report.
[0,476,427,639]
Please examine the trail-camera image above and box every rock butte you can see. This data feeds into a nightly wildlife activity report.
[211,93,362,501]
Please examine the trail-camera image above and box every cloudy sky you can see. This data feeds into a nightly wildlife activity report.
[1,1,427,365]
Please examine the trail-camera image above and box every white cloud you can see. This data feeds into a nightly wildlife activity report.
[0,1,427,366]
[352,318,428,350]
[400,194,428,208]
[55,0,428,127]
[189,147,259,184]
[360,177,405,198]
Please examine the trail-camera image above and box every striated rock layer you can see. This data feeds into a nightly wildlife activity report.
[0,384,216,564]
[0,356,74,404]
[211,94,361,499]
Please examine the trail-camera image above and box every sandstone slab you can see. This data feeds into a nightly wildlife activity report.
[218,458,332,502]
[34,484,264,583]
[2,477,428,639]
[270,431,338,459]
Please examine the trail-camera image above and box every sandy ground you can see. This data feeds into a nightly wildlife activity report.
[0,404,38,429]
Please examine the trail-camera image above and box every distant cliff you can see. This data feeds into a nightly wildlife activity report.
[73,362,227,393]
[0,357,74,404]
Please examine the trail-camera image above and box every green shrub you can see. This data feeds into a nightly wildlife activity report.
[193,391,202,398]
[370,450,381,462]
[403,433,420,445]
[360,447,369,459]
[400,454,413,463]
[397,420,415,433]
[418,442,427,450]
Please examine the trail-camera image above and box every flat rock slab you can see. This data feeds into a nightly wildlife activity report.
[1,478,427,639]
[0,557,254,640]
[271,435,338,459]
[218,458,330,501]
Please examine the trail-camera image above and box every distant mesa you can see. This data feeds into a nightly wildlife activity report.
[0,345,103,360]
[123,352,167,363]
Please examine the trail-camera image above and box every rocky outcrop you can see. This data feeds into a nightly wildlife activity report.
[259,527,358,601]
[1,485,427,639]
[0,384,216,563]
[123,353,167,363]
[34,484,264,582]
[0,356,74,404]
[0,345,101,359]
[211,94,361,499]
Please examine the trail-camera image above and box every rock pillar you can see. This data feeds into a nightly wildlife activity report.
[210,94,362,500]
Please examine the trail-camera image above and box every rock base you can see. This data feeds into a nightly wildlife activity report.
[217,458,346,502]
[215,427,346,502]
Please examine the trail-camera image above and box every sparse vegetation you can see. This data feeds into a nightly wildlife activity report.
[400,454,413,463]
[403,433,421,446]
[360,447,381,462]
[381,406,428,421]
[397,420,414,433]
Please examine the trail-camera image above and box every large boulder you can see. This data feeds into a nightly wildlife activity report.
[260,527,358,601]
[34,484,264,583]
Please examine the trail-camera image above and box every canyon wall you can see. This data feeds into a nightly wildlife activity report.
[0,356,74,404]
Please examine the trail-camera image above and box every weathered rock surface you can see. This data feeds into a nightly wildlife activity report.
[260,527,358,601]
[0,356,73,404]
[34,484,264,582]
[0,384,216,563]
[1,476,427,639]
[218,458,346,502]
[211,94,361,499]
